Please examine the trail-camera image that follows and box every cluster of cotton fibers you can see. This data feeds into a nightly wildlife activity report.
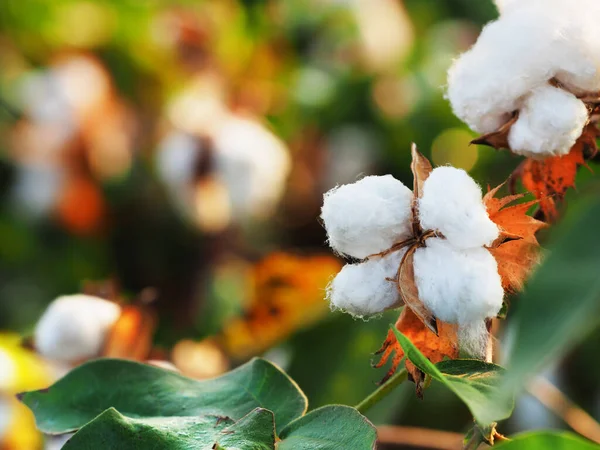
[322,167,504,357]
[447,0,600,158]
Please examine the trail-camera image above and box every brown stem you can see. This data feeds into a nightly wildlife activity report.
[527,377,600,444]
[377,425,464,450]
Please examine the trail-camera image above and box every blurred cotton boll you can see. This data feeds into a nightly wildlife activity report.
[19,55,112,130]
[212,115,291,221]
[34,295,121,363]
[156,115,291,231]
[156,131,201,214]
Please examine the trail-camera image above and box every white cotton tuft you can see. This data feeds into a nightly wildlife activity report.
[418,167,498,249]
[458,321,492,360]
[321,175,413,259]
[447,0,600,139]
[413,238,504,325]
[34,295,121,363]
[212,116,291,220]
[327,250,405,318]
[508,85,588,158]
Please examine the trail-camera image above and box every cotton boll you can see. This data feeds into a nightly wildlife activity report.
[508,85,588,158]
[34,295,121,363]
[321,175,413,259]
[328,250,405,318]
[413,238,503,325]
[447,2,598,134]
[447,8,566,134]
[418,167,498,249]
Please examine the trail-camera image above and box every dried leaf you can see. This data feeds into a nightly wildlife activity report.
[517,123,598,220]
[484,185,546,292]
[410,143,432,197]
[396,247,437,335]
[471,114,518,150]
[102,305,156,360]
[409,144,432,242]
[374,307,458,394]
[221,253,341,359]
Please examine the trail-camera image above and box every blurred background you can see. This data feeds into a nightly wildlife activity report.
[1,0,599,449]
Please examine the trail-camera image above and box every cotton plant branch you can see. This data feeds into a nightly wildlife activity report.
[354,368,408,415]
[527,376,600,444]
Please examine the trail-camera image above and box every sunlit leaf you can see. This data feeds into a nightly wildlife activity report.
[62,407,275,450]
[18,358,307,435]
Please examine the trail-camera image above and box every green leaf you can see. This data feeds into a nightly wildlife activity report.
[62,407,275,449]
[391,327,512,425]
[494,431,599,449]
[502,195,600,392]
[19,357,306,435]
[278,405,377,450]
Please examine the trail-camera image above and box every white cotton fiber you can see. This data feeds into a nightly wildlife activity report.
[413,238,503,325]
[321,175,413,259]
[509,85,588,158]
[448,0,600,141]
[418,167,498,249]
[457,321,492,360]
[328,250,405,318]
[34,295,121,363]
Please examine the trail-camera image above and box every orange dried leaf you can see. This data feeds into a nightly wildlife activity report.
[484,185,546,293]
[374,307,458,394]
[102,305,156,361]
[518,123,598,220]
[221,253,341,359]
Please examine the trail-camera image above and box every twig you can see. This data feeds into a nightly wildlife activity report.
[354,368,408,415]
[527,376,600,444]
[377,425,463,450]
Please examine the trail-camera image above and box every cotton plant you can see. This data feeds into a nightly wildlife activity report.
[446,0,600,218]
[322,145,545,388]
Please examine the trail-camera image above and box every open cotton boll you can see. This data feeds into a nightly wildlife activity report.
[328,250,405,318]
[34,295,121,363]
[321,175,413,259]
[447,1,600,134]
[508,85,588,158]
[418,167,498,249]
[413,238,503,325]
[447,8,565,134]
